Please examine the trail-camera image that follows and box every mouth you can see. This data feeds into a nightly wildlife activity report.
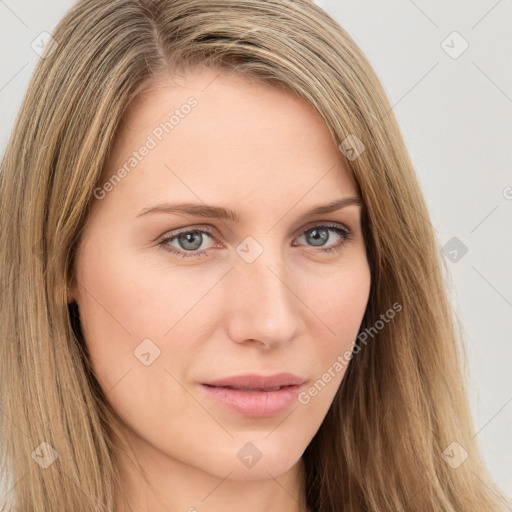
[199,373,306,418]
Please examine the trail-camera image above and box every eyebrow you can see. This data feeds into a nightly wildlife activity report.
[136,196,362,222]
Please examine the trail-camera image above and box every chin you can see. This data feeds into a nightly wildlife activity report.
[201,438,303,481]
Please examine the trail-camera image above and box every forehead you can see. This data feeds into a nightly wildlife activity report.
[119,68,330,143]
[100,67,357,215]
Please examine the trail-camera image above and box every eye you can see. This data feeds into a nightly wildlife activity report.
[292,224,352,255]
[159,227,216,259]
[158,223,352,259]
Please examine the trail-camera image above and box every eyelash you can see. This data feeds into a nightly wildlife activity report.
[158,223,353,260]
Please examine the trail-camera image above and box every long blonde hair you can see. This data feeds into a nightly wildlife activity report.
[0,0,508,510]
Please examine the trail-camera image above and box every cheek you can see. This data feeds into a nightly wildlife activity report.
[74,240,226,389]
[299,258,370,389]
[74,248,212,442]
[306,258,371,342]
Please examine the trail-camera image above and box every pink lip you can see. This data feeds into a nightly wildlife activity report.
[200,373,306,418]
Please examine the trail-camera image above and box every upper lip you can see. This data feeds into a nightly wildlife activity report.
[202,373,306,390]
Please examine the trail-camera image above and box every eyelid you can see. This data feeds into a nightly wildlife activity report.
[294,220,351,237]
[161,224,216,238]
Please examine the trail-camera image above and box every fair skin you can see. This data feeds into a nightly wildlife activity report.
[68,66,371,512]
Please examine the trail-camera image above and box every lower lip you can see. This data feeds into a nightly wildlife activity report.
[200,384,303,418]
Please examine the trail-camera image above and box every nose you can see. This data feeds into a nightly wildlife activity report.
[224,245,302,349]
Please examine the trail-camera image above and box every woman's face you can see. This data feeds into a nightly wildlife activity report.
[69,67,371,483]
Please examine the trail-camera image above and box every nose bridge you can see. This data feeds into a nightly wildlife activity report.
[225,241,300,346]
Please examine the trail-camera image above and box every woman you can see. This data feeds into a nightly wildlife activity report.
[0,1,508,511]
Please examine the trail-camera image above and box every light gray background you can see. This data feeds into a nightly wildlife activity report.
[1,0,511,500]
